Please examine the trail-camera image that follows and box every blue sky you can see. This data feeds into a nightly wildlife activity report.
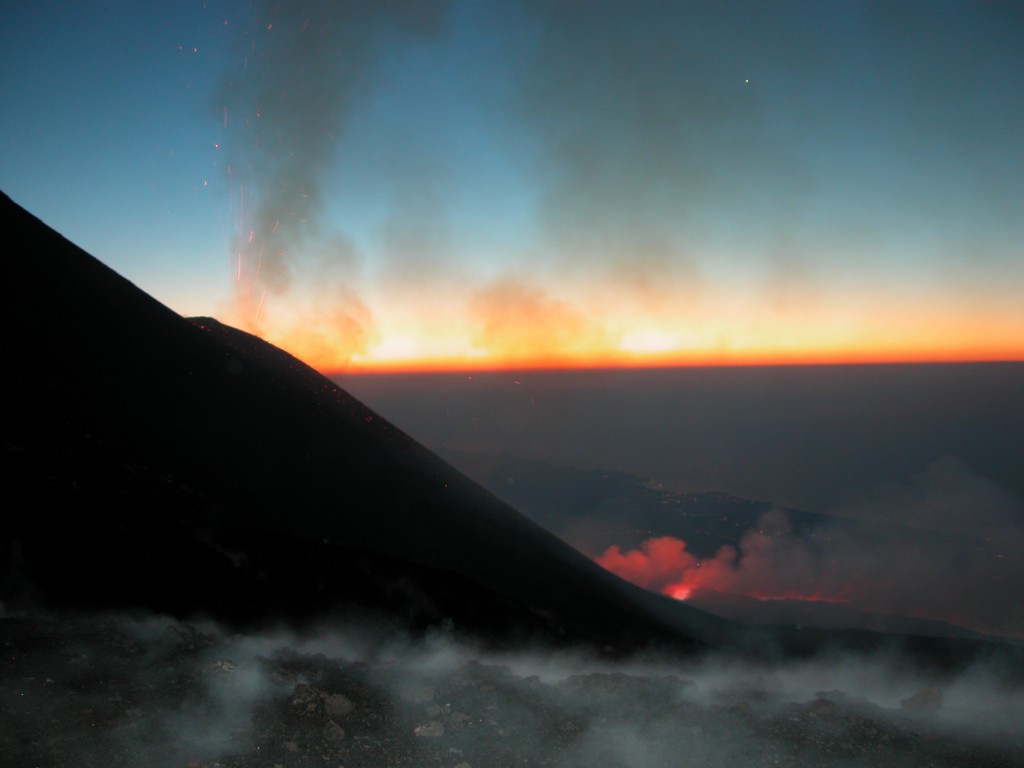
[2,2,234,312]
[3,1,1023,369]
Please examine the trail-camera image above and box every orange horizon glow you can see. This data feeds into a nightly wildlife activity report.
[222,221,1024,378]
[228,275,1024,377]
[318,346,1024,376]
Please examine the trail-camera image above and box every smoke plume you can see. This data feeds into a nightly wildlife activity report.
[468,278,609,364]
[597,460,1024,639]
[215,0,450,364]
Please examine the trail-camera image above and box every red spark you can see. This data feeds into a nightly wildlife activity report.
[255,289,267,325]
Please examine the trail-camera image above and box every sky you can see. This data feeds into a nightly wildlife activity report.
[2,0,1023,372]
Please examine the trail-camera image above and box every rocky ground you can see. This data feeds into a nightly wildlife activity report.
[2,611,1022,768]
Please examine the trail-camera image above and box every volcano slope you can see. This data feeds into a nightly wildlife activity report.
[1,190,733,652]
[3,189,1024,661]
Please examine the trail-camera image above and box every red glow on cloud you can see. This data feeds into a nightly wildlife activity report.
[596,532,883,616]
[596,536,700,592]
[593,502,1024,640]
[595,511,865,608]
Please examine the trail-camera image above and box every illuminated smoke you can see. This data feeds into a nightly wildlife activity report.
[596,463,1024,639]
[467,278,609,363]
[597,510,860,607]
[215,0,450,360]
[511,0,792,306]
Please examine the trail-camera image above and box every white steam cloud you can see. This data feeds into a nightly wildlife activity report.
[11,610,1019,767]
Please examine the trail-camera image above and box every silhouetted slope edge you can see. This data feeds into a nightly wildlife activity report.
[4,191,1022,674]
[0,191,727,652]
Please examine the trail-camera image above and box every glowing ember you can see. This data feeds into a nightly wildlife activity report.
[595,529,865,608]
[669,585,693,600]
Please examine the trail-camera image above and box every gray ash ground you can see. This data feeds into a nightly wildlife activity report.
[2,612,1022,768]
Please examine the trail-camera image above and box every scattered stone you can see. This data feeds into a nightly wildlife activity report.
[292,683,322,707]
[323,720,346,742]
[324,692,354,718]
[413,720,445,737]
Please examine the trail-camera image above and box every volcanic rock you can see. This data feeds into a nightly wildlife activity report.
[324,692,355,718]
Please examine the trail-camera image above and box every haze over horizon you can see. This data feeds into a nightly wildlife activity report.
[335,362,1024,640]
[2,1,1023,372]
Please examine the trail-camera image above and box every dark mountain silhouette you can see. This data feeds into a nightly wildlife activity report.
[0,191,729,652]
[2,191,1021,674]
